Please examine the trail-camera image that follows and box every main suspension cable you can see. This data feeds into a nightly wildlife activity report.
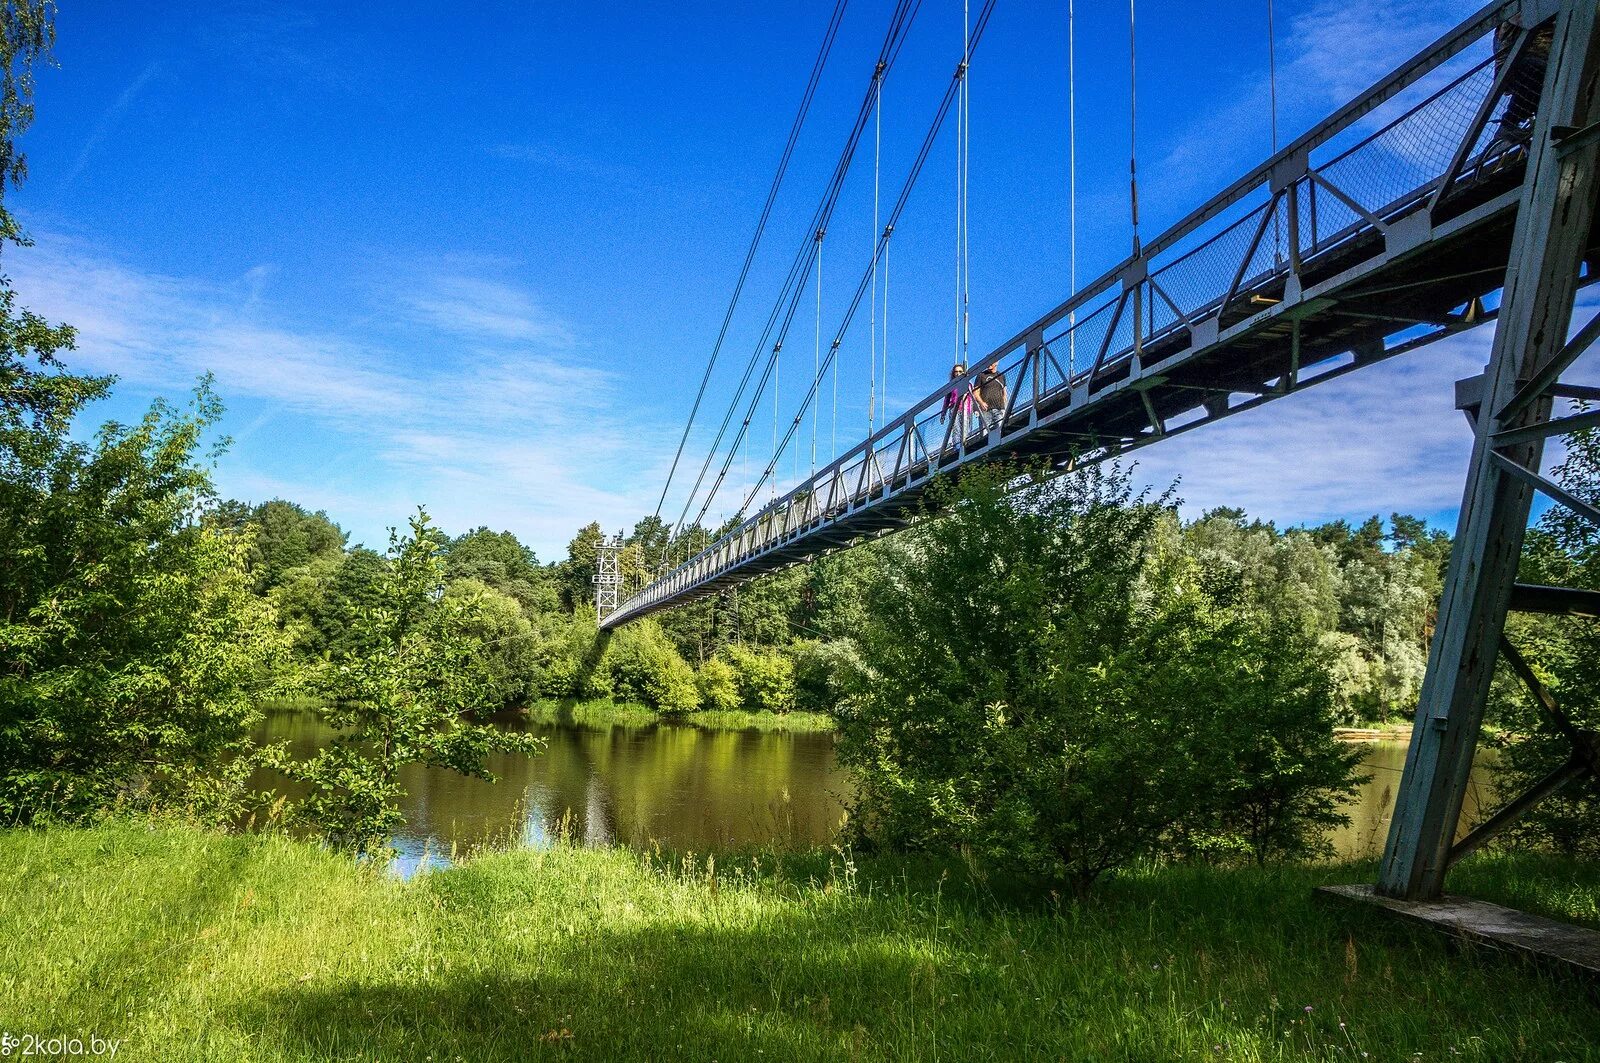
[675,0,926,539]
[650,0,851,527]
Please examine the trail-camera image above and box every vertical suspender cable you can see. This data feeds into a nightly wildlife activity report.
[955,0,970,365]
[1128,0,1140,259]
[1267,0,1278,153]
[772,342,780,502]
[881,227,890,416]
[953,0,966,361]
[813,228,823,475]
[1068,0,1077,377]
[870,63,883,435]
[1268,0,1283,263]
[831,323,839,459]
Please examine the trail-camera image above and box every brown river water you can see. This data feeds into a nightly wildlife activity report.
[254,711,1495,877]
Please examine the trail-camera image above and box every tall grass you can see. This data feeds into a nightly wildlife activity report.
[2,821,1596,1061]
[686,709,836,733]
[522,699,837,734]
[522,698,661,729]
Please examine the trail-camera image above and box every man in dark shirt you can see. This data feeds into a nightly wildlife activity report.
[976,361,1006,434]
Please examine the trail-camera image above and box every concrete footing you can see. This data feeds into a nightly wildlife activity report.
[1318,884,1600,978]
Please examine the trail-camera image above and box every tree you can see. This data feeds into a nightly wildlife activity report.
[0,0,94,467]
[559,521,605,612]
[627,515,671,573]
[443,579,538,710]
[0,384,294,822]
[840,464,1361,891]
[0,3,298,822]
[1492,415,1600,856]
[266,511,541,853]
[240,500,347,593]
[445,526,558,615]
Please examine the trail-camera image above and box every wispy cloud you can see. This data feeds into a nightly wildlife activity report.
[403,274,576,347]
[6,232,670,557]
[1148,0,1476,212]
[59,62,161,191]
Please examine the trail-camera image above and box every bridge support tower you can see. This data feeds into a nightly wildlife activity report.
[1379,0,1600,901]
[594,533,625,621]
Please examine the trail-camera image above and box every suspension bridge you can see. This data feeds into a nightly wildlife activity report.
[597,0,1600,928]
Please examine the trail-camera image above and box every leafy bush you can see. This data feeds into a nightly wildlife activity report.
[532,613,606,700]
[602,619,700,715]
[790,639,863,716]
[696,657,741,713]
[721,644,795,713]
[840,464,1362,892]
[0,382,295,824]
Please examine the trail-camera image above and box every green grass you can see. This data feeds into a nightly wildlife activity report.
[686,708,836,732]
[522,698,662,729]
[522,699,837,733]
[3,821,1598,1061]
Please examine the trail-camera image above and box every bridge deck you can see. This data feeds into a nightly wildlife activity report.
[605,0,1594,629]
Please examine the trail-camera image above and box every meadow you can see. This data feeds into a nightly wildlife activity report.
[3,821,1597,1062]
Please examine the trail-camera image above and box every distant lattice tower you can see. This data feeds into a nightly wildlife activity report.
[593,532,625,619]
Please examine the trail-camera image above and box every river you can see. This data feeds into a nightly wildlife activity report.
[254,711,1495,876]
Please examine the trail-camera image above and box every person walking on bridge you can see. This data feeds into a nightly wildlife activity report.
[976,360,1006,435]
[941,363,978,441]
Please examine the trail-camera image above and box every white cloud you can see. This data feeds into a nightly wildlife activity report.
[6,232,670,559]
[1130,329,1490,527]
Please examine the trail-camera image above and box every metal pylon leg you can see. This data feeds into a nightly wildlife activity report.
[1378,0,1600,901]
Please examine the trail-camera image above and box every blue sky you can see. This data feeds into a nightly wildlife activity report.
[9,0,1533,558]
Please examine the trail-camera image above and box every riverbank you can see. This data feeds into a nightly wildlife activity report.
[5,821,1598,1061]
[522,698,835,733]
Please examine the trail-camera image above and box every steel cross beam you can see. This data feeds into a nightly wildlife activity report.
[1378,0,1600,901]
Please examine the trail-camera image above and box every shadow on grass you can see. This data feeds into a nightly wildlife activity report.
[237,851,1600,1063]
[237,907,925,1063]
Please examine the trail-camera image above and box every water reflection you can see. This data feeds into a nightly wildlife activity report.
[1327,739,1496,860]
[255,710,852,875]
[256,713,1493,876]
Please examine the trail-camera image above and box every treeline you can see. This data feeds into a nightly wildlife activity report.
[217,489,1455,732]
